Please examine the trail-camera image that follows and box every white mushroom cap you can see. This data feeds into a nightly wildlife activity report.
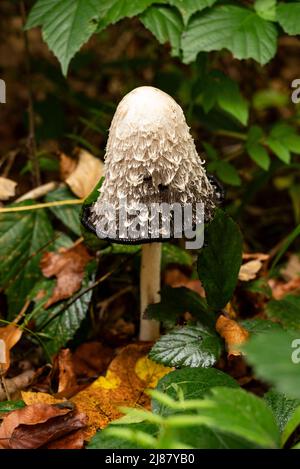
[91,86,216,242]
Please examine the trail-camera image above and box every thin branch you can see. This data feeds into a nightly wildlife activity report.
[0,199,83,213]
[20,0,41,187]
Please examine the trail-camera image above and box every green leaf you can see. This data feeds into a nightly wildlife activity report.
[45,186,81,236]
[197,210,243,310]
[182,5,277,65]
[246,126,270,170]
[35,262,96,355]
[0,400,25,413]
[282,405,300,447]
[161,244,192,269]
[244,329,300,399]
[255,0,277,21]
[266,137,291,164]
[97,0,162,31]
[146,286,213,327]
[191,387,280,448]
[242,318,282,335]
[0,202,54,319]
[266,295,300,330]
[87,423,157,449]
[209,160,241,186]
[26,0,100,75]
[265,390,300,434]
[167,0,217,24]
[149,324,222,368]
[277,3,300,35]
[141,6,184,56]
[270,123,300,154]
[153,367,238,416]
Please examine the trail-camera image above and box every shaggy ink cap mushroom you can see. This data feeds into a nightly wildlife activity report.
[83,86,218,244]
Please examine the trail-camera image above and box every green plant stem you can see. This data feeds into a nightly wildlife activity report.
[0,199,83,213]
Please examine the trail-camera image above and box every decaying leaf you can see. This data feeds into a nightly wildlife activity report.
[21,391,64,406]
[216,314,249,357]
[40,243,92,308]
[0,371,35,401]
[0,177,17,201]
[0,402,87,449]
[164,268,205,297]
[60,153,77,180]
[56,349,77,394]
[72,341,114,379]
[242,253,270,262]
[239,259,263,281]
[62,149,104,198]
[0,323,23,374]
[71,343,172,440]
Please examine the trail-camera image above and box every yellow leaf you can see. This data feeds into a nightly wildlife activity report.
[21,391,64,406]
[135,356,173,388]
[91,370,121,390]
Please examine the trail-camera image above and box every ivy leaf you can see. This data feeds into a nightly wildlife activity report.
[266,295,300,331]
[277,3,300,35]
[246,126,270,170]
[0,202,54,319]
[26,0,101,75]
[197,210,243,310]
[244,329,300,399]
[141,6,184,56]
[149,324,222,368]
[182,5,277,65]
[45,186,81,236]
[167,0,217,24]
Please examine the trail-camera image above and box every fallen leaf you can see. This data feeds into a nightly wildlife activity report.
[56,349,77,394]
[45,429,85,449]
[0,370,35,401]
[72,341,114,379]
[21,391,64,406]
[71,343,172,440]
[239,259,263,281]
[40,243,92,308]
[59,153,77,180]
[0,177,17,200]
[64,148,104,198]
[164,268,205,297]
[281,254,300,281]
[242,252,270,261]
[0,402,87,449]
[269,277,300,300]
[0,323,23,374]
[216,315,249,357]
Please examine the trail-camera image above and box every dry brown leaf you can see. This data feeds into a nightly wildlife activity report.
[72,342,114,379]
[164,268,205,297]
[71,343,172,440]
[45,429,85,449]
[0,323,23,374]
[56,349,77,394]
[59,153,77,180]
[269,277,300,300]
[242,252,270,261]
[40,243,92,308]
[239,259,263,281]
[0,402,87,449]
[21,391,65,406]
[64,148,104,198]
[0,177,17,200]
[216,314,249,357]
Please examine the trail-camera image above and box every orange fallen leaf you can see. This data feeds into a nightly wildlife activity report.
[21,391,65,406]
[71,343,172,440]
[0,324,23,375]
[40,243,92,308]
[164,268,205,297]
[216,314,249,357]
[63,148,104,198]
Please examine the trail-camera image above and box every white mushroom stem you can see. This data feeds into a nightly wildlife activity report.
[139,243,161,341]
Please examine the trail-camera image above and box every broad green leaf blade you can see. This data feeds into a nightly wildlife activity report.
[26,0,100,75]
[0,202,54,318]
[141,6,184,56]
[265,390,300,434]
[217,77,249,126]
[96,0,164,31]
[87,423,157,449]
[242,318,282,335]
[167,0,217,23]
[160,244,192,269]
[266,295,300,330]
[213,161,241,186]
[182,6,277,65]
[46,186,81,236]
[282,405,300,446]
[146,286,213,327]
[149,324,222,368]
[244,329,300,399]
[153,367,238,415]
[197,210,243,310]
[277,3,300,35]
[193,387,280,448]
[255,0,277,21]
[266,137,291,164]
[247,143,271,170]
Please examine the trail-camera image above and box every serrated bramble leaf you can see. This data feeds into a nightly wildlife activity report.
[265,390,300,434]
[167,0,217,23]
[149,324,222,368]
[182,5,277,65]
[26,0,101,75]
[197,210,243,310]
[276,3,300,35]
[255,0,277,21]
[141,6,184,56]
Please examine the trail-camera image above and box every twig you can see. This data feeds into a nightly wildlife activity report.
[15,182,60,202]
[0,199,83,213]
[20,0,41,187]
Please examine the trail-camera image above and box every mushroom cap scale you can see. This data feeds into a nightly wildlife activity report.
[89,86,217,243]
